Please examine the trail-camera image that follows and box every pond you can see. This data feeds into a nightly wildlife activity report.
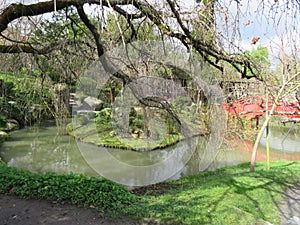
[1,121,299,186]
[260,124,300,153]
[258,124,300,161]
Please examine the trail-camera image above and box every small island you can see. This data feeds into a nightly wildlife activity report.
[68,95,207,151]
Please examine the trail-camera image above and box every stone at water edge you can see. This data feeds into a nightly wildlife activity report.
[6,119,19,131]
[0,131,8,142]
[83,96,103,111]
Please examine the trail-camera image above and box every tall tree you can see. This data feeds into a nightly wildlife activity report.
[0,0,271,80]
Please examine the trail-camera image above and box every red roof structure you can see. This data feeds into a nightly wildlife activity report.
[223,96,300,120]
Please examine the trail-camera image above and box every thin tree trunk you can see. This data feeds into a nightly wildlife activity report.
[250,73,300,171]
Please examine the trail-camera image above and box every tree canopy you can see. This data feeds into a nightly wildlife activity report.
[1,0,296,80]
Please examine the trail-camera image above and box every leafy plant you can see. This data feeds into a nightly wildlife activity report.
[0,162,137,216]
[95,108,113,132]
[0,70,56,126]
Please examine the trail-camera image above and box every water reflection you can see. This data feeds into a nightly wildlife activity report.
[77,138,197,186]
[0,122,99,177]
[260,125,300,153]
[0,121,253,185]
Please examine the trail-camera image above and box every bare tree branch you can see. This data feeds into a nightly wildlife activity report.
[132,0,259,79]
[0,0,132,33]
[0,39,94,54]
[113,5,144,19]
[0,0,284,80]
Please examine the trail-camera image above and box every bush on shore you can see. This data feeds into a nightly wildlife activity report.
[0,162,137,216]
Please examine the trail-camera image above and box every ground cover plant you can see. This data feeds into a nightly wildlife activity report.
[0,160,299,224]
[0,161,137,217]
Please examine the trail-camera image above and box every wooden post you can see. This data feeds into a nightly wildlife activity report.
[248,118,252,140]
[266,92,270,170]
[256,116,259,128]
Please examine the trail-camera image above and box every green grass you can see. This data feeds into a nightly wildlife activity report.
[1,159,299,224]
[130,161,300,225]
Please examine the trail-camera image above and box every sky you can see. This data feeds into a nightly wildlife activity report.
[226,0,300,67]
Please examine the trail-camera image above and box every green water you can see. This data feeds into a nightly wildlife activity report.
[0,123,99,177]
[259,124,300,153]
[0,121,252,185]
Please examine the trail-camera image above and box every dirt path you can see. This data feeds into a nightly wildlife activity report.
[0,194,137,225]
[279,185,300,225]
[1,187,299,225]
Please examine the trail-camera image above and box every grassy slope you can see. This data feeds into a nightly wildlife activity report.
[1,159,299,224]
[132,161,300,225]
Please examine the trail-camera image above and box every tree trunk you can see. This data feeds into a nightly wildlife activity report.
[250,73,300,171]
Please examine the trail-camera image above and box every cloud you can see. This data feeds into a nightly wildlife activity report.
[225,0,300,69]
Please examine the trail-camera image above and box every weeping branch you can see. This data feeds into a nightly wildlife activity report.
[0,0,263,79]
[0,39,94,54]
[0,0,135,33]
[132,0,260,79]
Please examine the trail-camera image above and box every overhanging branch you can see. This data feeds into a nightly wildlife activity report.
[132,0,260,79]
[0,0,262,79]
[0,0,132,33]
[0,40,94,54]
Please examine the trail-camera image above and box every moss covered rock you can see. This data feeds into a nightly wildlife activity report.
[0,131,8,142]
[6,119,19,131]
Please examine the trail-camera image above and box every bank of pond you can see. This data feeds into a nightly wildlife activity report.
[1,160,300,224]
[1,120,300,187]
[1,120,300,223]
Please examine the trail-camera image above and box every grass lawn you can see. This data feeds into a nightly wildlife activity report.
[130,161,300,225]
[1,159,299,224]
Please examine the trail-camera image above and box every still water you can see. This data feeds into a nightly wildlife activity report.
[1,121,299,185]
[260,125,300,153]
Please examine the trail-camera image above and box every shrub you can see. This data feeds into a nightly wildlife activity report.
[65,123,74,136]
[95,108,112,132]
[0,162,137,216]
[0,114,6,130]
[0,71,56,126]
